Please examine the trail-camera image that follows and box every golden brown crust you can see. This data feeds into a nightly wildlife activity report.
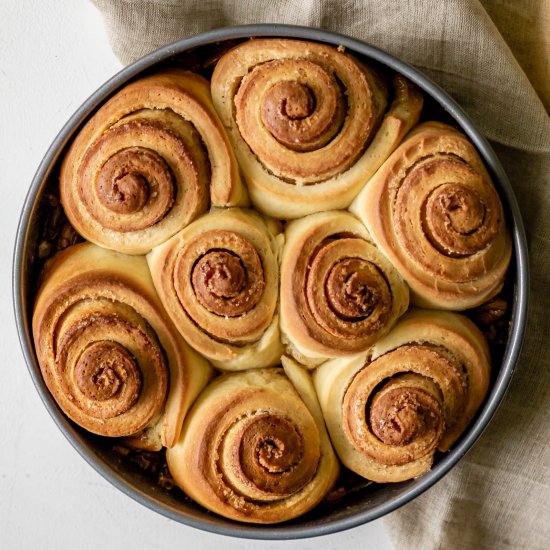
[350,122,512,310]
[280,210,409,365]
[32,243,212,447]
[60,70,247,255]
[147,208,284,370]
[211,39,423,218]
[313,309,491,482]
[166,367,339,523]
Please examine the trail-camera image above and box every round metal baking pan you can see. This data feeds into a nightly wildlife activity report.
[13,24,529,539]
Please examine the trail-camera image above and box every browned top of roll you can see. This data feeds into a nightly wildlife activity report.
[166,367,338,523]
[280,211,409,362]
[60,70,246,255]
[351,121,512,309]
[32,243,212,447]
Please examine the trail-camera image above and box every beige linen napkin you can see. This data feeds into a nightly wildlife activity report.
[91,1,550,547]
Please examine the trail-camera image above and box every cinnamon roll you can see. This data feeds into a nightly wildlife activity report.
[60,70,247,255]
[350,122,512,310]
[211,39,423,218]
[166,367,339,523]
[32,243,212,449]
[280,210,409,366]
[313,309,491,482]
[147,208,283,370]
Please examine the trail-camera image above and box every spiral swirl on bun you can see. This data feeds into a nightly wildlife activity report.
[147,208,283,370]
[166,366,338,523]
[211,39,423,218]
[280,210,409,366]
[32,243,211,448]
[350,122,511,309]
[60,70,247,255]
[313,309,491,482]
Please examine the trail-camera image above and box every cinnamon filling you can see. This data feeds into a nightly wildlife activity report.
[239,415,310,495]
[424,183,497,257]
[260,79,346,152]
[75,340,141,405]
[305,238,393,344]
[194,251,246,299]
[190,241,265,317]
[97,147,175,231]
[370,386,442,446]
[264,80,316,120]
[100,172,149,215]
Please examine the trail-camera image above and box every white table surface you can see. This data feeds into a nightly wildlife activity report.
[1,2,393,548]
